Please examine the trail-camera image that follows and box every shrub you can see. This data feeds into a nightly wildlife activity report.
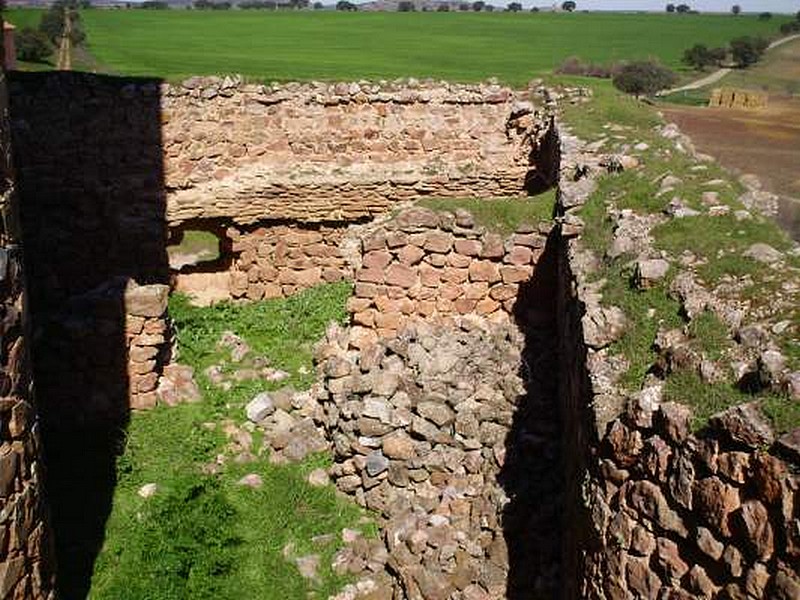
[15,28,53,63]
[730,36,768,67]
[561,1,576,11]
[612,60,678,97]
[506,2,521,11]
[682,43,725,70]
[780,21,800,35]
[758,12,772,21]
[555,56,620,79]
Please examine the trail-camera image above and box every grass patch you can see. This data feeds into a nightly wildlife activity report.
[5,10,790,83]
[665,370,799,434]
[90,283,367,600]
[659,88,710,107]
[663,370,748,431]
[600,260,683,390]
[687,310,732,361]
[762,394,800,435]
[417,191,556,236]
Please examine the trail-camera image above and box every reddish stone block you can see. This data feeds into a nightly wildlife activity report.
[353,310,375,327]
[464,282,489,300]
[454,297,477,314]
[447,252,471,268]
[505,246,533,266]
[419,264,441,287]
[375,311,403,330]
[440,282,463,301]
[476,297,500,315]
[441,268,469,285]
[489,283,518,302]
[355,282,380,298]
[363,250,392,270]
[499,265,531,284]
[346,297,372,313]
[398,245,425,266]
[480,234,504,259]
[424,231,454,253]
[385,264,417,289]
[454,239,482,257]
[357,268,385,284]
[468,261,501,283]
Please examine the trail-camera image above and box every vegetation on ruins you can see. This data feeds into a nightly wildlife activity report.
[558,77,799,432]
[90,283,372,599]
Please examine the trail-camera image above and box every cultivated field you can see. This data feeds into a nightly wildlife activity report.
[5,9,791,84]
[663,37,800,239]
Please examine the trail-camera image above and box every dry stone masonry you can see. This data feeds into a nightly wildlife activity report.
[161,77,552,225]
[4,68,800,600]
[347,206,553,341]
[555,105,800,599]
[0,66,55,600]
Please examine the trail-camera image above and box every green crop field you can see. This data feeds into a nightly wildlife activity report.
[4,9,791,85]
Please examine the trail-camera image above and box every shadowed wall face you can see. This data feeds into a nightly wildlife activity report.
[8,72,169,599]
[0,66,56,600]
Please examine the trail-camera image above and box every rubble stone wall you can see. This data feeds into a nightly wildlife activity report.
[0,62,55,600]
[346,206,553,341]
[556,127,800,599]
[226,223,354,301]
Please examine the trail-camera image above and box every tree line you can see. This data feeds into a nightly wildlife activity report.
[15,0,86,63]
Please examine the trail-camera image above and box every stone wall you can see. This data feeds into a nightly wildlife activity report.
[161,78,550,225]
[347,206,553,341]
[556,125,800,599]
[0,60,55,600]
[226,223,354,301]
[9,74,552,231]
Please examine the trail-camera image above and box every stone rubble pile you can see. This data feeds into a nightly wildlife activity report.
[304,316,560,599]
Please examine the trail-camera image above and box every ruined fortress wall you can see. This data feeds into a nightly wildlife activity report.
[0,65,55,600]
[160,77,544,225]
[556,129,800,599]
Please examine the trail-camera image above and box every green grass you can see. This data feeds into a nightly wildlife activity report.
[559,74,800,430]
[4,10,790,84]
[90,283,368,600]
[664,370,797,435]
[658,88,711,106]
[418,191,556,235]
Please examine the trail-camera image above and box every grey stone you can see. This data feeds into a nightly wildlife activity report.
[743,243,782,264]
[365,451,389,477]
[246,392,275,423]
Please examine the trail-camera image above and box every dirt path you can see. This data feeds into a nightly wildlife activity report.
[662,33,800,95]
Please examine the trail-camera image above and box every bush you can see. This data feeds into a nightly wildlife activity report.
[612,60,678,97]
[682,43,725,70]
[730,36,768,67]
[555,56,621,79]
[15,27,53,63]
[780,21,800,35]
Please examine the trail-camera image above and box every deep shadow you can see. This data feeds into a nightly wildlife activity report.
[7,72,168,599]
[500,230,563,599]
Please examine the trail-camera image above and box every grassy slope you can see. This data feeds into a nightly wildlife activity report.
[90,283,371,600]
[558,77,800,431]
[707,35,800,95]
[4,10,790,84]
